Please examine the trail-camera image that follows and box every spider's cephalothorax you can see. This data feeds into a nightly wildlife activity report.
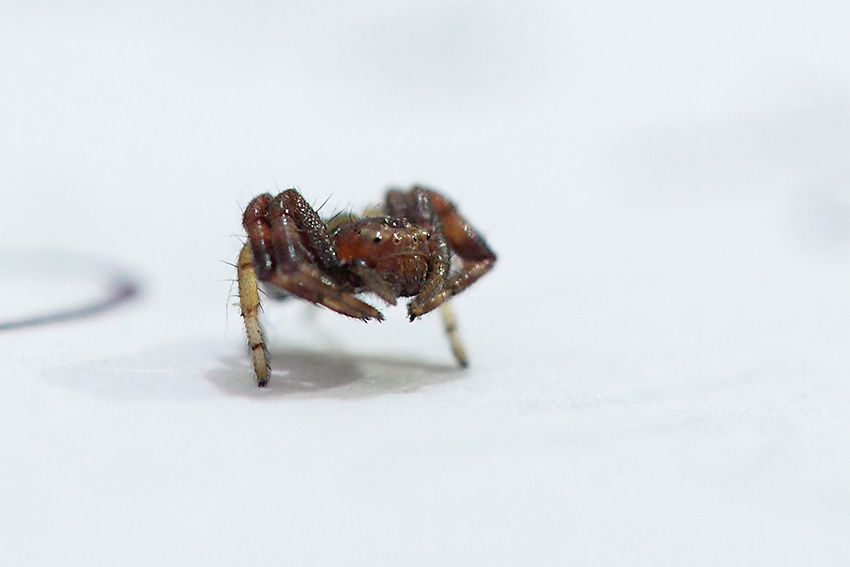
[237,186,496,386]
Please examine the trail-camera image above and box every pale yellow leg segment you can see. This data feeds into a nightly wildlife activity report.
[237,243,270,386]
[440,302,469,368]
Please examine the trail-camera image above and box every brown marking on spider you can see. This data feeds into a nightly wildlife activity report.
[236,186,496,386]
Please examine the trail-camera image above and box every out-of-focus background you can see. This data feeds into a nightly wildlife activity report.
[2,1,850,565]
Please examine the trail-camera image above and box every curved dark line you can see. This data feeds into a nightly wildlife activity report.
[0,275,140,331]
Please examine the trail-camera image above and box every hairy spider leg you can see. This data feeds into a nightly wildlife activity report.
[385,187,496,318]
[237,243,270,386]
[244,190,384,321]
[439,302,469,368]
[385,187,496,367]
[407,187,496,316]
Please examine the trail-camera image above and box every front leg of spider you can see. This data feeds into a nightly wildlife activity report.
[417,188,496,315]
[383,187,496,368]
[243,190,384,321]
[388,187,497,319]
[239,189,384,386]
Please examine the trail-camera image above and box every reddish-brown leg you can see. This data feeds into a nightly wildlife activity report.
[243,189,383,321]
[386,187,496,318]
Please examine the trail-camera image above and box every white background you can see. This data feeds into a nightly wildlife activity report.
[2,1,850,565]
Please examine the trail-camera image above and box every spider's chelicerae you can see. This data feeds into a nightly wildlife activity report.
[236,186,497,386]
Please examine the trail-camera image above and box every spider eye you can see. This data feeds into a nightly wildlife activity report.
[373,235,382,244]
[426,233,431,240]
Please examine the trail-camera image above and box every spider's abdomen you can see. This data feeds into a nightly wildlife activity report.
[333,218,431,297]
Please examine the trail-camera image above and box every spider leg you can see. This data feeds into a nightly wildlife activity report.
[237,243,270,386]
[384,186,494,367]
[263,266,383,320]
[410,253,495,317]
[439,301,468,368]
[244,190,384,321]
[405,229,450,319]
[419,187,496,297]
[389,187,496,319]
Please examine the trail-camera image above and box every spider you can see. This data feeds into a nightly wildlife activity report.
[236,186,497,386]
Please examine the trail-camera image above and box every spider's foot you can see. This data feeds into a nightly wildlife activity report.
[406,292,446,320]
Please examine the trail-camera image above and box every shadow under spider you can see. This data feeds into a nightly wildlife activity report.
[207,346,466,399]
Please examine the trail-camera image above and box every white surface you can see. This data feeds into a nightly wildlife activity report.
[2,1,850,565]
